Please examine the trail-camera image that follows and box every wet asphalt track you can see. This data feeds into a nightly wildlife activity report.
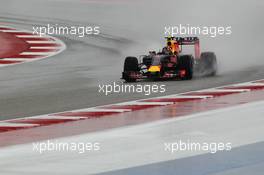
[0,0,264,119]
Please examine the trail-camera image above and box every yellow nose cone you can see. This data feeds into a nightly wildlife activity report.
[148,66,161,72]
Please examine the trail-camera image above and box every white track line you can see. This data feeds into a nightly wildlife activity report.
[0,26,15,29]
[29,115,86,120]
[25,40,58,44]
[117,101,174,106]
[159,95,213,99]
[15,35,45,38]
[229,82,264,87]
[30,47,60,49]
[197,89,250,93]
[0,30,30,33]
[2,58,29,61]
[0,122,39,127]
[73,108,132,113]
[19,52,55,56]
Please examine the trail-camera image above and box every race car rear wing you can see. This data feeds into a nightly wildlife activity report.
[166,37,201,58]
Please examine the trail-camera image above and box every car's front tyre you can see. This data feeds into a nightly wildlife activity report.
[123,56,139,82]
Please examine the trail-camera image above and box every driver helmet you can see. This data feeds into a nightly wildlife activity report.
[167,38,179,54]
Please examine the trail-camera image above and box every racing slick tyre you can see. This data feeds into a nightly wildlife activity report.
[178,55,193,80]
[123,56,139,82]
[200,52,217,76]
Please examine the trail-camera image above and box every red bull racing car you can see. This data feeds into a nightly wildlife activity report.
[122,37,217,82]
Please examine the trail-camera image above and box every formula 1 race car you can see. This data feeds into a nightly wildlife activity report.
[122,37,217,82]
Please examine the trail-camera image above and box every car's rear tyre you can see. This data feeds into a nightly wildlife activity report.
[123,56,139,82]
[200,52,217,76]
[178,55,193,80]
